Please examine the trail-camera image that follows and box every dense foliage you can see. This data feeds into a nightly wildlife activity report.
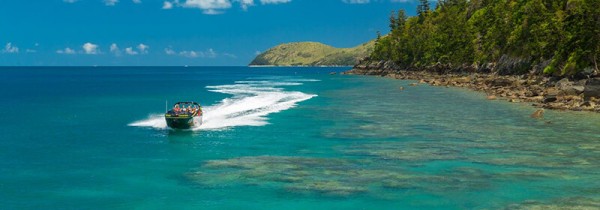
[371,0,600,76]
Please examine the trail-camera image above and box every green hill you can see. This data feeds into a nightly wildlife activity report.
[249,40,374,66]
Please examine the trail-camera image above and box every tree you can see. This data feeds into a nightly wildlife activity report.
[417,0,430,21]
[369,0,600,76]
[389,11,397,31]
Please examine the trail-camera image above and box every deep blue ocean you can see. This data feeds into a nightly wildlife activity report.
[1,67,599,209]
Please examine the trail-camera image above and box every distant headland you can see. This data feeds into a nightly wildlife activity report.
[249,41,374,67]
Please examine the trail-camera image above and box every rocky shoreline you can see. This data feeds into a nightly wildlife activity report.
[344,60,600,113]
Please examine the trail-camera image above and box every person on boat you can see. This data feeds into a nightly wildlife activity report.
[173,104,181,113]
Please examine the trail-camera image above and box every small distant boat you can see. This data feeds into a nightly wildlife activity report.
[165,102,203,129]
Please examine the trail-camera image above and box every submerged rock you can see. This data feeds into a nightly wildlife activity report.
[285,180,368,196]
[186,156,424,197]
[530,109,544,119]
[507,197,600,210]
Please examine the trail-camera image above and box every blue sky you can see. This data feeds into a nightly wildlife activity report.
[0,0,421,66]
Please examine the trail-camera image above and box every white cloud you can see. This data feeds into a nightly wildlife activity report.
[165,47,219,58]
[223,53,237,58]
[63,0,78,3]
[132,0,142,3]
[110,43,121,56]
[26,49,37,53]
[343,0,413,3]
[181,0,232,14]
[171,0,291,14]
[57,48,76,54]
[110,43,119,52]
[205,48,217,58]
[165,47,176,55]
[2,43,19,54]
[162,1,174,9]
[179,50,199,58]
[104,0,119,6]
[342,0,369,4]
[240,0,253,10]
[137,43,149,54]
[125,47,139,55]
[82,42,99,54]
[254,50,262,55]
[260,0,290,4]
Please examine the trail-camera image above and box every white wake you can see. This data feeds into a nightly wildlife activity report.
[128,79,317,131]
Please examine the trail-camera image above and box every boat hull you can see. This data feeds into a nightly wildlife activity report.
[165,116,202,129]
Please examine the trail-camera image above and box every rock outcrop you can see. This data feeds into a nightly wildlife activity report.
[345,59,600,113]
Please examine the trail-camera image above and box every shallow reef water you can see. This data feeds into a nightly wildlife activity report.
[183,73,600,209]
[1,67,599,209]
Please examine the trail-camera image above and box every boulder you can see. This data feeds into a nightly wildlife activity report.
[543,95,558,103]
[486,95,497,100]
[529,85,543,96]
[580,101,596,108]
[574,67,597,80]
[576,79,588,86]
[491,78,515,87]
[530,96,545,102]
[555,78,585,95]
[454,77,471,84]
[555,78,573,88]
[584,78,600,99]
[545,87,560,96]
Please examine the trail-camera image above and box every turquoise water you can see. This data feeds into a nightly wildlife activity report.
[1,67,599,209]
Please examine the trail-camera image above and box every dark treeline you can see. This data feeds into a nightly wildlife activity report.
[371,0,600,76]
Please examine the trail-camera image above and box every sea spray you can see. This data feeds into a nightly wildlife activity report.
[128,79,317,130]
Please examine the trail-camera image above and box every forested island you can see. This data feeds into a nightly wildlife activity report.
[249,41,374,67]
[347,0,600,112]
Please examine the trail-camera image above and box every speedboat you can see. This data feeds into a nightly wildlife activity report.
[165,102,203,129]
